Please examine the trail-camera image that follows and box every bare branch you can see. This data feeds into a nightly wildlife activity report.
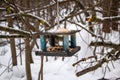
[88,16,120,23]
[90,41,120,48]
[0,26,30,36]
[73,56,97,67]
[76,57,120,77]
[75,48,120,77]
[76,58,106,77]
[0,34,30,38]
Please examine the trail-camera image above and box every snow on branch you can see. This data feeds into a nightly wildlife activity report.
[90,41,120,48]
[67,20,104,41]
[25,13,50,27]
[0,7,6,11]
[76,58,106,77]
[2,1,76,28]
[0,25,30,36]
[102,16,120,21]
[88,16,120,22]
[0,18,6,22]
[73,56,96,67]
[0,34,30,38]
[4,12,51,28]
[23,0,72,13]
[0,40,8,47]
[75,48,120,77]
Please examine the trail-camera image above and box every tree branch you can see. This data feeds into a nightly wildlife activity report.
[90,41,120,48]
[76,58,106,77]
[75,48,120,77]
[73,56,97,67]
[76,57,120,77]
[88,16,120,23]
[0,26,30,36]
[0,34,30,38]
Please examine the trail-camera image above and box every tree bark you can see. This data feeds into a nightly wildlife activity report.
[25,38,32,80]
[102,0,111,33]
[0,25,30,36]
[76,58,106,77]
[111,0,119,31]
[24,0,32,80]
[102,0,119,32]
[6,0,17,66]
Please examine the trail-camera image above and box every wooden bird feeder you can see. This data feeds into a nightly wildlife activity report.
[35,29,80,57]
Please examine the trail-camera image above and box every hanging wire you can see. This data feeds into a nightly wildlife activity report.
[57,0,60,29]
[118,25,120,44]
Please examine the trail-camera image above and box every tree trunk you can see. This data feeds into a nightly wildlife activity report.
[102,0,111,33]
[102,0,119,32]
[111,0,119,31]
[24,0,32,80]
[25,38,32,80]
[8,17,17,66]
[6,0,17,66]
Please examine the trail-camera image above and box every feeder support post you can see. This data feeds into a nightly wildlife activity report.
[71,33,76,48]
[40,35,46,51]
[63,35,69,52]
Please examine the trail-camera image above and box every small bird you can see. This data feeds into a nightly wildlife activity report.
[86,15,96,22]
[6,6,14,13]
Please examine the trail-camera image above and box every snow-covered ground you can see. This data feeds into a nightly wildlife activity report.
[0,24,120,80]
[0,45,100,80]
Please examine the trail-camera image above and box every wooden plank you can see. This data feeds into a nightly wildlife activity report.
[35,46,80,57]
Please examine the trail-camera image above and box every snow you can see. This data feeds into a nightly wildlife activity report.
[56,28,69,32]
[102,16,120,21]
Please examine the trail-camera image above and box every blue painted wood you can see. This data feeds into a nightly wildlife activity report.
[40,35,46,51]
[71,34,76,48]
[63,35,69,51]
